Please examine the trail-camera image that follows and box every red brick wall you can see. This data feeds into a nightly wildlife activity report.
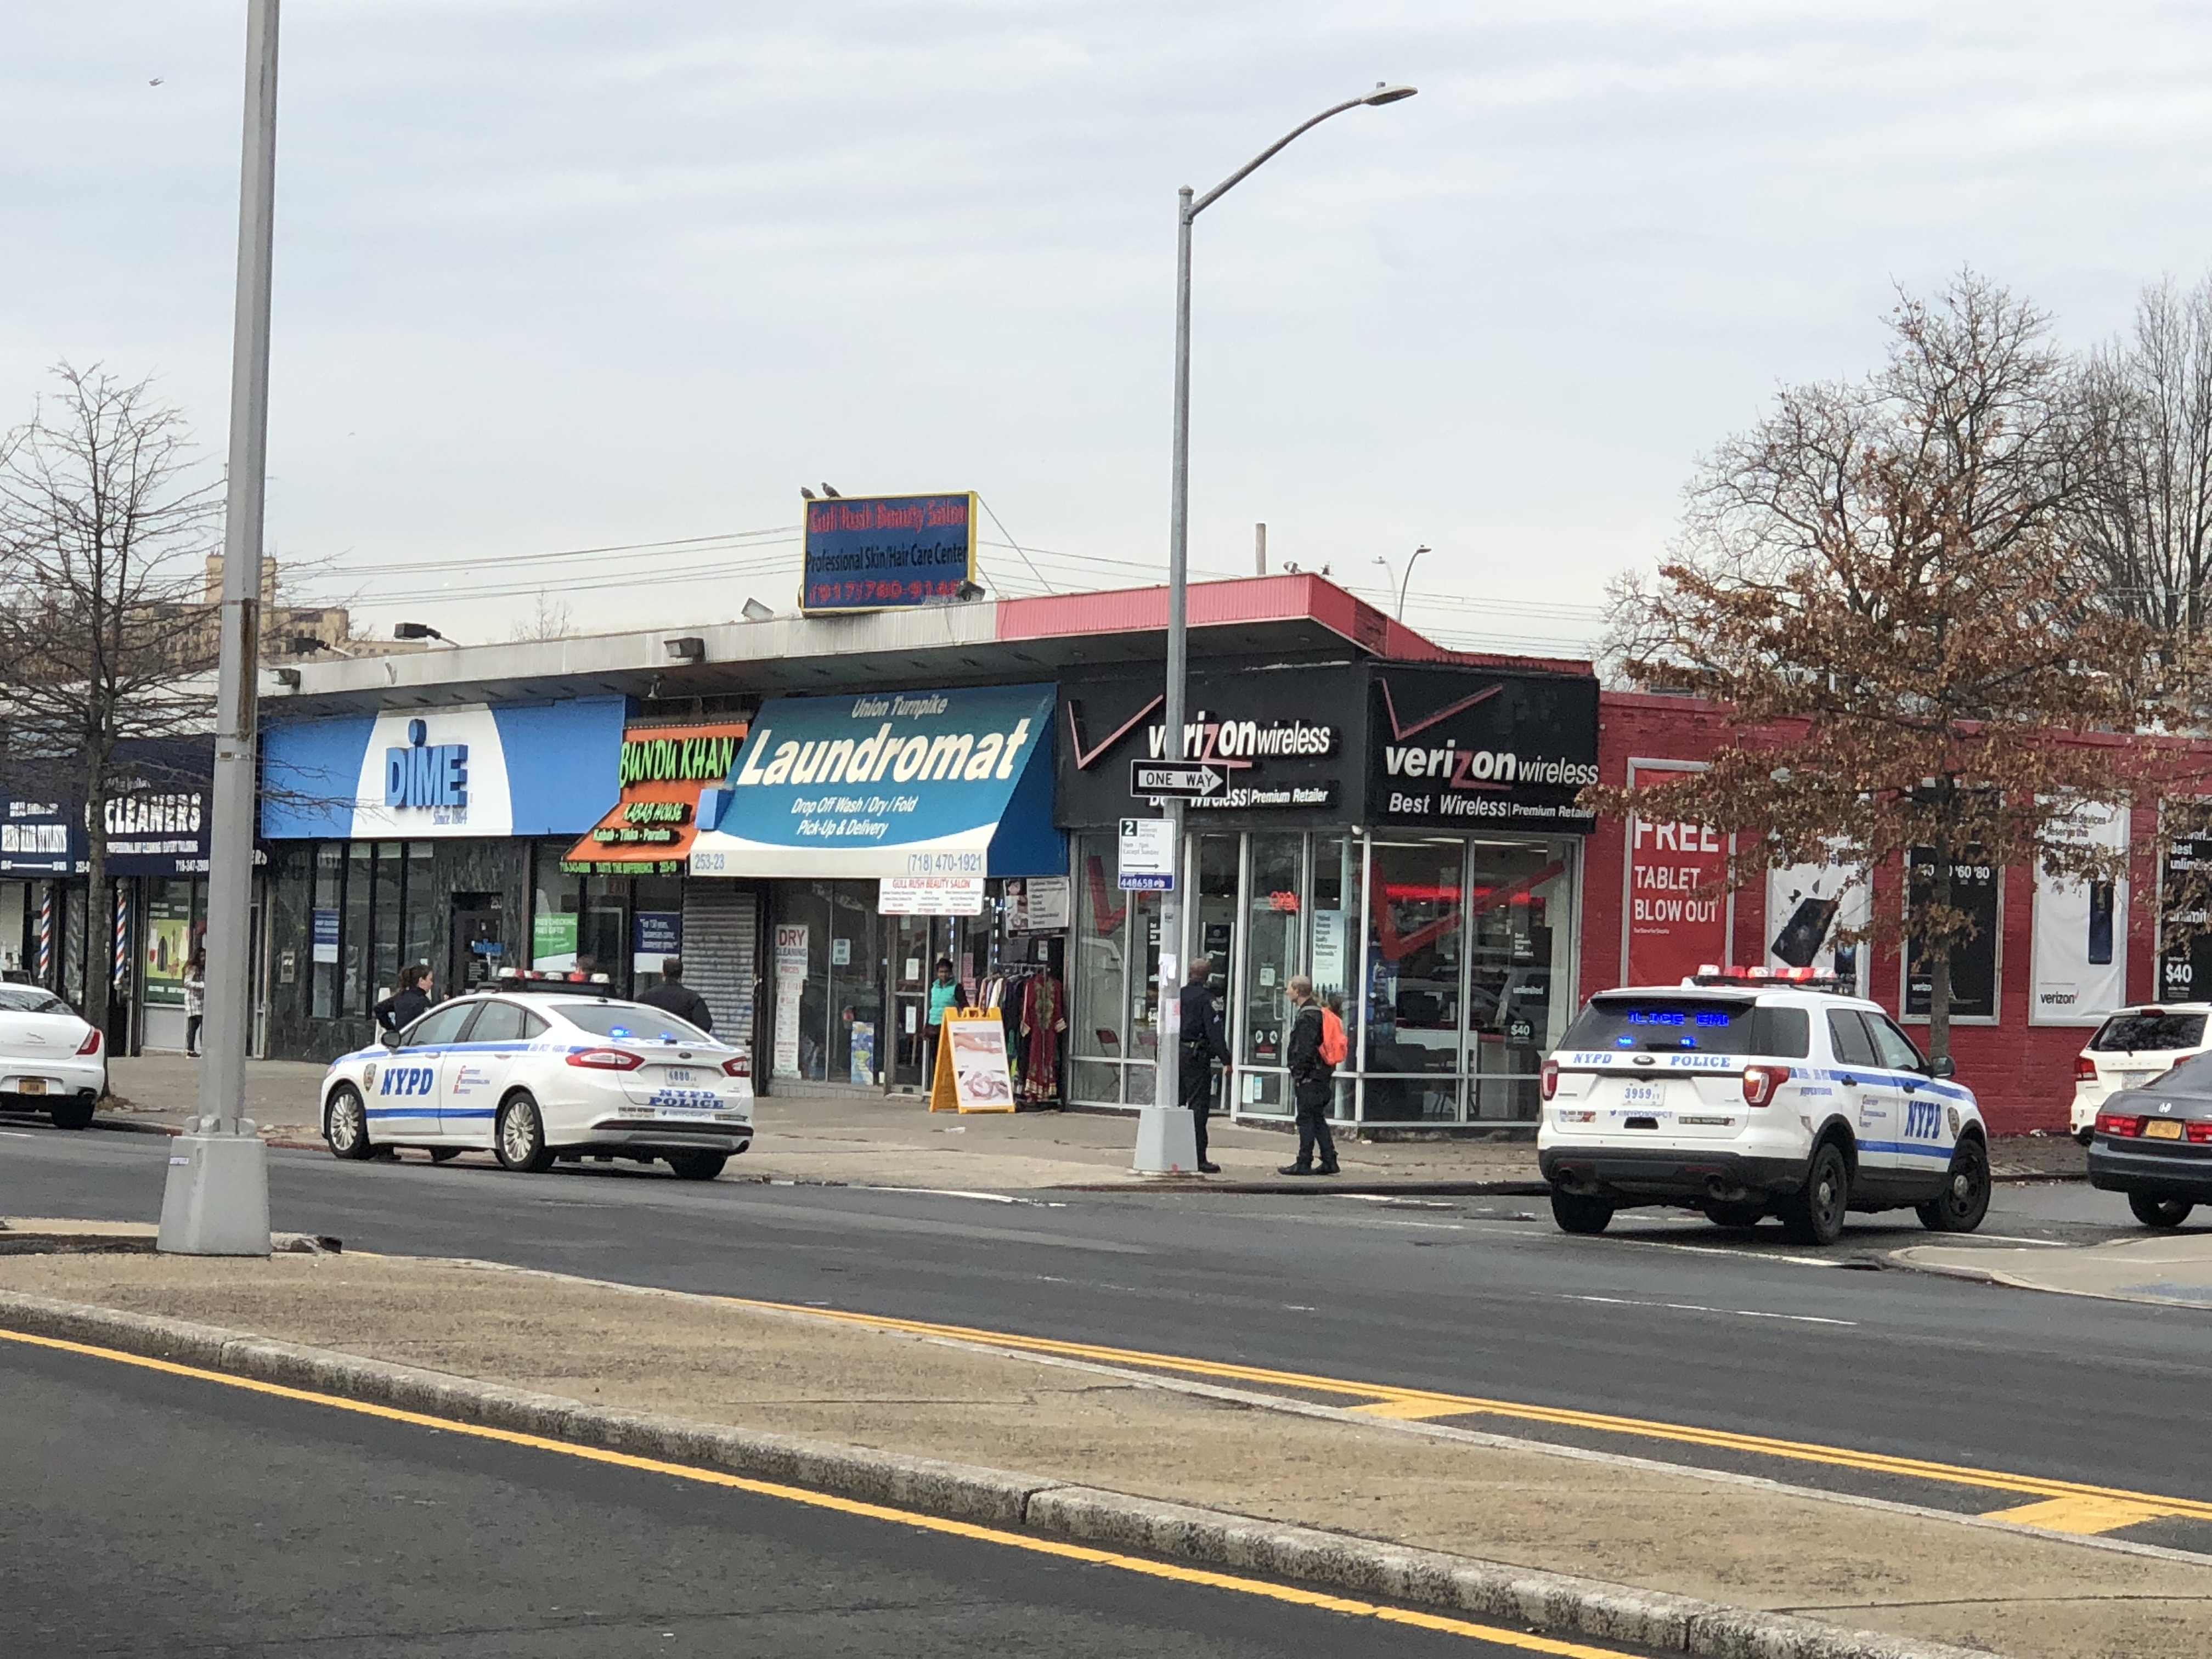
[1581,691,2158,1134]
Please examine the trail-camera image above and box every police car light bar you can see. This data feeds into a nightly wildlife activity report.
[1686,964,1853,993]
[493,967,615,992]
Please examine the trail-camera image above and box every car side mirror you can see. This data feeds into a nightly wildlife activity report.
[380,1030,401,1051]
[1928,1055,1955,1080]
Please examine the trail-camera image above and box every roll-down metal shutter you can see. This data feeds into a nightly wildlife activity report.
[681,882,759,1053]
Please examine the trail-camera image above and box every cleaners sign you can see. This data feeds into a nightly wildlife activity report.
[689,683,1063,879]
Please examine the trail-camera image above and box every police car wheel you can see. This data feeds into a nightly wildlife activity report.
[667,1152,727,1182]
[1780,1142,1850,1246]
[2128,1192,2194,1229]
[495,1093,557,1173]
[1916,1137,1989,1233]
[325,1086,373,1161]
[1550,1189,1613,1235]
[1703,1201,1764,1228]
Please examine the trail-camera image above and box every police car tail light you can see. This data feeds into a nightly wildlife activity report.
[566,1047,643,1071]
[75,1029,101,1056]
[2097,1111,2142,1137]
[1741,1064,1791,1107]
[722,1054,751,1079]
[1540,1060,1560,1102]
[2075,1054,2098,1082]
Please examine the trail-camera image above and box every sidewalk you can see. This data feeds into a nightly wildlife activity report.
[92,1055,2084,1192]
[1901,1229,2212,1307]
[1,1246,2205,1658]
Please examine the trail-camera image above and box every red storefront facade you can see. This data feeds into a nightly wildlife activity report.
[1583,691,2166,1135]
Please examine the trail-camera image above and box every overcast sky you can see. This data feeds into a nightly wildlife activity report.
[9,3,2212,655]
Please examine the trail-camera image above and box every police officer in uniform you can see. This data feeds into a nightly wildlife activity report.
[1178,956,1232,1174]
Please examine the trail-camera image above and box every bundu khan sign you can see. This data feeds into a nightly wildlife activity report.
[565,721,752,876]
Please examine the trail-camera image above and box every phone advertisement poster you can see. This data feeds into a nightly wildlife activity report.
[1764,859,1869,993]
[2031,803,2129,1026]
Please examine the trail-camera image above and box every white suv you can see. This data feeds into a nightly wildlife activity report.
[1537,974,1990,1245]
[2069,1005,2212,1145]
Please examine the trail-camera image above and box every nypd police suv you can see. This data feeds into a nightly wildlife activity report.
[1538,969,1989,1244]
[319,974,752,1179]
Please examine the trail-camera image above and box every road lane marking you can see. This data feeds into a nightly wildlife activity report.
[1559,1294,1855,1327]
[0,1325,1639,1659]
[1982,1496,2179,1534]
[716,1294,2212,1525]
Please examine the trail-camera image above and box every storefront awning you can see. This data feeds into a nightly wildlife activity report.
[687,683,1063,881]
[563,720,752,874]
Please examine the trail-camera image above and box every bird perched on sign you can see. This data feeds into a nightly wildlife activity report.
[820,483,842,498]
[800,487,816,500]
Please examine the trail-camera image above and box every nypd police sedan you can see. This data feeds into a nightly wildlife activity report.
[320,990,752,1179]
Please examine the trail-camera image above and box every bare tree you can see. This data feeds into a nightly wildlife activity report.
[0,364,219,1032]
[1591,273,2179,1062]
[2074,275,2212,644]
[507,592,574,642]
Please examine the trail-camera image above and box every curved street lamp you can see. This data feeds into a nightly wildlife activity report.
[1141,83,1418,1173]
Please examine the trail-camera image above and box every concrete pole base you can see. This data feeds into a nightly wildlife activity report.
[1132,1104,1199,1176]
[157,1126,272,1257]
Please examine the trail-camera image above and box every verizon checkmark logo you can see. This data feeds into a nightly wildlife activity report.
[1377,679,1500,741]
[1065,696,1163,771]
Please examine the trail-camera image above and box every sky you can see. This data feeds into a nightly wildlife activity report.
[8,2,2212,658]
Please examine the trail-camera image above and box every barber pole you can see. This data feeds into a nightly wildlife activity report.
[114,887,131,985]
[36,890,52,982]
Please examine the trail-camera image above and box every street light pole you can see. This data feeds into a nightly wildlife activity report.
[1135,82,1416,1176]
[159,0,280,1255]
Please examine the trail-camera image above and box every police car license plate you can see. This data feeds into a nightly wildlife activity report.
[664,1069,697,1084]
[2145,1118,2185,1140]
[1620,1082,1663,1109]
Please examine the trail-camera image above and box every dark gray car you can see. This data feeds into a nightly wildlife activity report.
[2088,1052,2212,1226]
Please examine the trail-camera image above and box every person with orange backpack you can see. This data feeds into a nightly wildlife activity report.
[1279,974,1342,1177]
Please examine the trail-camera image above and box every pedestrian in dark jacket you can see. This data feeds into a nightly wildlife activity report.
[374,964,434,1036]
[1178,956,1232,1173]
[1278,974,1339,1176]
[637,956,714,1034]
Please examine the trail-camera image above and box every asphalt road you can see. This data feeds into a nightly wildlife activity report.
[0,1334,1637,1659]
[6,1121,2212,1523]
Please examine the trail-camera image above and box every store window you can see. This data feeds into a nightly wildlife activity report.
[311,845,341,1018]
[1363,837,1468,1123]
[1068,829,1163,1105]
[1238,833,1303,1115]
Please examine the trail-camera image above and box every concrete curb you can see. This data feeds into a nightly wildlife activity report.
[1052,1178,1553,1197]
[0,1289,2002,1659]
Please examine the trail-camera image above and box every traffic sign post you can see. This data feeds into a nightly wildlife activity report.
[1129,760,1224,800]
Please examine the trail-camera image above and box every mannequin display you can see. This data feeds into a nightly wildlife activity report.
[1018,971,1066,1104]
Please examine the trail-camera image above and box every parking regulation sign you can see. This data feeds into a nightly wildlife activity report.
[1117,816,1176,891]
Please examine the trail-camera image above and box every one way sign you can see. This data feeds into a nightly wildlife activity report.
[1130,760,1225,799]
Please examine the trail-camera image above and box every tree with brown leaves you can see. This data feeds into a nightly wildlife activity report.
[1592,274,2178,1062]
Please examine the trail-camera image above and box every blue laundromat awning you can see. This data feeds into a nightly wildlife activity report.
[686,683,1063,880]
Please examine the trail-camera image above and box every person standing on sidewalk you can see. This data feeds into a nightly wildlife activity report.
[374,964,434,1036]
[923,956,966,1087]
[1178,956,1231,1173]
[1279,975,1340,1177]
[637,957,714,1033]
[183,951,206,1057]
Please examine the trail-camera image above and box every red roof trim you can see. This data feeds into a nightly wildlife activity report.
[992,574,1592,677]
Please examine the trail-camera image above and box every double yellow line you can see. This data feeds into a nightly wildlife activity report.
[0,1325,1633,1657]
[721,1295,2212,1536]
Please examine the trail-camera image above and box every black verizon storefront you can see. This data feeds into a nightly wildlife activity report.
[1056,657,1599,1128]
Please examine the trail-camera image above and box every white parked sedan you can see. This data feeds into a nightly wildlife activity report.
[319,989,753,1179]
[0,983,106,1129]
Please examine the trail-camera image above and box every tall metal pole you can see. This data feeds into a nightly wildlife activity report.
[1133,193,1201,1173]
[160,0,279,1255]
[1131,84,1415,1177]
